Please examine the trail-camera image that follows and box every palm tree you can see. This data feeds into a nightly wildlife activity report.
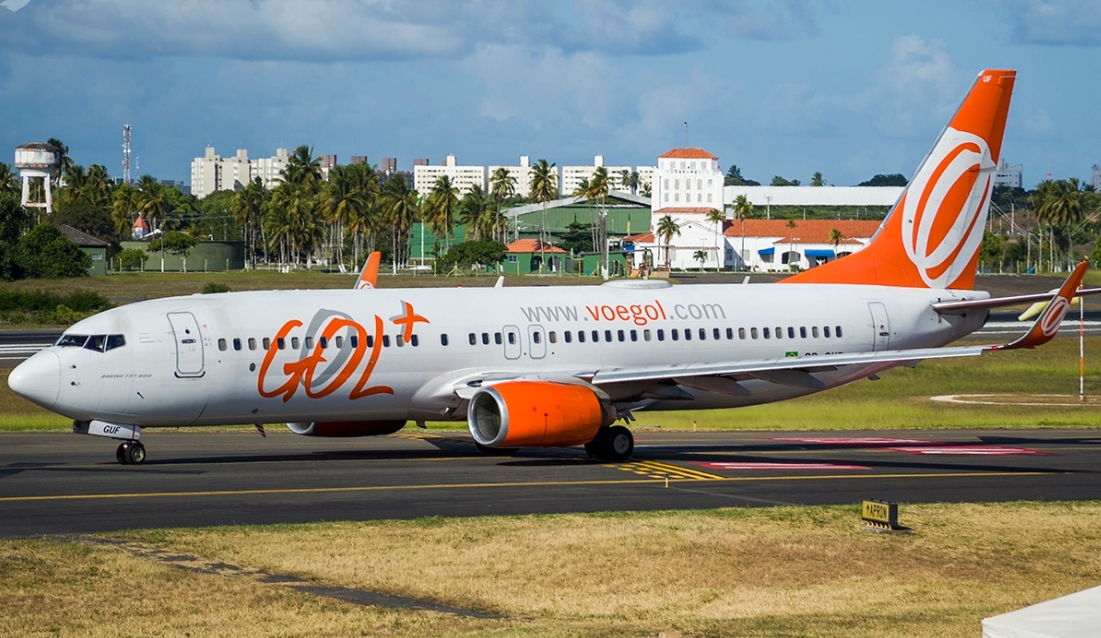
[1034,178,1086,270]
[529,159,558,271]
[0,161,18,196]
[706,208,726,269]
[693,249,708,272]
[828,227,844,261]
[136,175,168,234]
[47,138,71,187]
[732,194,754,271]
[656,215,680,271]
[233,177,270,269]
[283,145,322,191]
[381,176,420,270]
[489,167,517,243]
[458,183,491,242]
[786,219,798,270]
[84,164,113,209]
[322,163,378,269]
[112,183,139,238]
[810,172,826,187]
[427,175,459,251]
[586,167,611,274]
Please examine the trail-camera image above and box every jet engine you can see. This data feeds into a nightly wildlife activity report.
[286,420,407,437]
[467,381,615,448]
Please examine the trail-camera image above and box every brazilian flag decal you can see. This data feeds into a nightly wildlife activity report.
[785,351,799,358]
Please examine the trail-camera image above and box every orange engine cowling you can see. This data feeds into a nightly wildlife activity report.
[467,381,614,448]
[286,420,406,437]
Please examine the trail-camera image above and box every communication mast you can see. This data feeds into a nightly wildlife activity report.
[122,124,132,185]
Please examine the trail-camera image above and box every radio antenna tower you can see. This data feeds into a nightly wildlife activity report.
[122,124,132,185]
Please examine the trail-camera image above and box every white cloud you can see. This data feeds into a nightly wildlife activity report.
[873,35,961,136]
[994,0,1101,45]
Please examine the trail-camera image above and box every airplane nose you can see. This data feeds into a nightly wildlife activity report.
[7,350,61,409]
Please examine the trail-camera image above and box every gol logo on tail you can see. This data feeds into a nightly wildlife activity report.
[257,302,429,402]
[901,127,994,289]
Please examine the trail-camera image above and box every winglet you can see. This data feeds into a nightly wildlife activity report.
[991,261,1088,350]
[355,252,381,290]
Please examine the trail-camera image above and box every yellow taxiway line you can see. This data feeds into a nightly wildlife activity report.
[0,471,1052,503]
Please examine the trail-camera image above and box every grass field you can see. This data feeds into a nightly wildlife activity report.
[3,502,1100,637]
[4,334,1101,432]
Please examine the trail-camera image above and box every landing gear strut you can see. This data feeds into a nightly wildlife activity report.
[585,425,634,461]
[116,441,146,465]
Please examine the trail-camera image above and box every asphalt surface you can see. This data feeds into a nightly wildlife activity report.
[3,428,1100,537]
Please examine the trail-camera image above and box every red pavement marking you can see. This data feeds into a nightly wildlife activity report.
[885,446,1051,456]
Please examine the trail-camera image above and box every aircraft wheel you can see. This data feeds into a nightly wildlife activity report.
[584,431,607,459]
[116,443,129,465]
[475,442,517,456]
[603,426,634,461]
[125,442,146,465]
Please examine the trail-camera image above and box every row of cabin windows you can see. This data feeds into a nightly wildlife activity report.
[462,325,844,346]
[217,333,421,352]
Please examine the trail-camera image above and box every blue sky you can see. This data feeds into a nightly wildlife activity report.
[0,0,1097,188]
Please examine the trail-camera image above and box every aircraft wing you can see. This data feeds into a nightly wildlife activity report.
[590,262,1089,388]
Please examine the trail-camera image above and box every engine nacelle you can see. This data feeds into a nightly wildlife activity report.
[286,420,406,437]
[467,381,615,448]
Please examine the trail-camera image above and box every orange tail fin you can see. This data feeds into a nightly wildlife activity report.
[355,251,381,290]
[785,69,1016,290]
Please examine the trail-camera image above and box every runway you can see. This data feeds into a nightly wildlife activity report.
[2,428,1100,537]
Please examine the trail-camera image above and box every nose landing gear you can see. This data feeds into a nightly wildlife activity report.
[116,441,146,465]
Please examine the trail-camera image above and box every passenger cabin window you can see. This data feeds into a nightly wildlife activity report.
[591,330,599,342]
[304,336,313,349]
[713,328,721,340]
[763,328,770,339]
[812,327,819,338]
[349,335,359,348]
[630,329,638,342]
[671,329,679,341]
[291,337,300,350]
[248,337,257,351]
[218,338,228,351]
[739,328,746,339]
[469,333,476,346]
[441,334,449,346]
[617,330,625,342]
[824,326,831,338]
[800,327,807,338]
[233,338,242,351]
[533,331,542,344]
[509,332,517,345]
[319,337,328,349]
[481,332,489,345]
[657,329,665,341]
[726,328,733,340]
[565,331,573,343]
[751,328,758,339]
[577,330,585,343]
[335,336,343,348]
[775,327,782,339]
[383,335,391,347]
[411,335,420,347]
[277,337,286,350]
[836,326,843,338]
[684,328,692,341]
[604,330,612,342]
[495,332,502,345]
[549,331,557,343]
[366,335,374,348]
[787,327,795,339]
[699,328,706,340]
[644,329,651,341]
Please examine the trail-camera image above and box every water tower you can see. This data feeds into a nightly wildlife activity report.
[14,142,60,213]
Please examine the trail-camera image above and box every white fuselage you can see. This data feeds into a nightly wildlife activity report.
[16,281,989,428]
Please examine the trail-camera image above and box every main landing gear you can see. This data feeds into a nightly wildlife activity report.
[585,425,634,462]
[115,441,146,465]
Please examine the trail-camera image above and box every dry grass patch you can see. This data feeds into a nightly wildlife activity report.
[0,537,500,637]
[112,502,1101,637]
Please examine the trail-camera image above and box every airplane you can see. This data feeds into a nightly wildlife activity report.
[7,68,1097,466]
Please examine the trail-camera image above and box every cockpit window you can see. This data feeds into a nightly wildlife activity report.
[56,334,88,347]
[60,334,125,352]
